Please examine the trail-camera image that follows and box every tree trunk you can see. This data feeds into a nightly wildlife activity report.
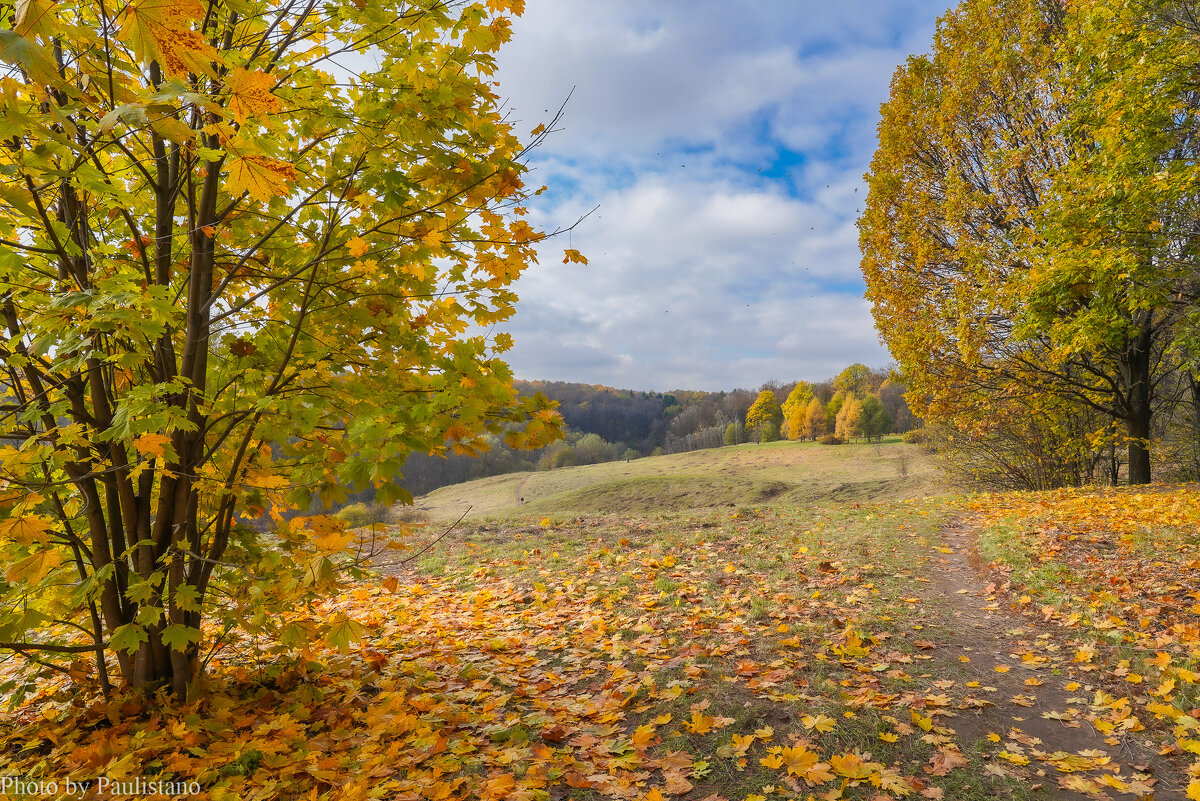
[1120,323,1153,485]
[1191,373,1200,453]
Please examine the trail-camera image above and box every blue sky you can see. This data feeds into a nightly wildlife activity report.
[493,0,952,392]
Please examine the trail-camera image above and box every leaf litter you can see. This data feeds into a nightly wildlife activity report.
[0,488,1195,800]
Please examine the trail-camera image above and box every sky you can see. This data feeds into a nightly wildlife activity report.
[491,0,953,393]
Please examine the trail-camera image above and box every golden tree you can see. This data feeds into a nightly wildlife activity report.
[0,0,564,697]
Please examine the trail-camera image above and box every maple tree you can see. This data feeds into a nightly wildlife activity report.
[1027,0,1200,473]
[0,0,564,697]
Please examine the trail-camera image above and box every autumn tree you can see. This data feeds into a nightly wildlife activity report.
[723,422,741,446]
[781,381,814,440]
[0,0,564,698]
[1025,0,1200,478]
[878,378,915,433]
[805,397,827,440]
[745,389,783,443]
[835,395,863,441]
[832,364,871,397]
[859,0,1172,484]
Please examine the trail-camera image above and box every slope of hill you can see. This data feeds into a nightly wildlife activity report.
[408,437,943,521]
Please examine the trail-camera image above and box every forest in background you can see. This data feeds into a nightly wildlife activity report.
[369,364,916,501]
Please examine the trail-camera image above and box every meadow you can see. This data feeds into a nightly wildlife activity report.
[2,440,1197,801]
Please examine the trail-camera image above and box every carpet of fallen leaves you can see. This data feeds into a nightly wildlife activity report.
[0,490,1196,800]
[968,484,1200,799]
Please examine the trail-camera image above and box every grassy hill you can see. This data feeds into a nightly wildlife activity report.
[409,437,944,521]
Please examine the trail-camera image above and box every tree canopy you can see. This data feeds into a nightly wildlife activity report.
[860,0,1197,485]
[0,0,562,697]
[745,389,783,442]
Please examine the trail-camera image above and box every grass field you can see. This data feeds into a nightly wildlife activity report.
[411,438,944,521]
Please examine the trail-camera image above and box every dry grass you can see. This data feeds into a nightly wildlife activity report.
[407,438,943,522]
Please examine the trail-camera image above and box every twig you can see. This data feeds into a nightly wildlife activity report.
[371,506,471,571]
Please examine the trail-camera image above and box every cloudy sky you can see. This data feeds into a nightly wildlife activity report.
[492,0,952,392]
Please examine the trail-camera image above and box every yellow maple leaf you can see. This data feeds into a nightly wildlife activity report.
[997,750,1030,766]
[6,548,61,583]
[684,711,715,734]
[730,733,755,753]
[347,236,370,257]
[1058,775,1103,794]
[228,155,297,203]
[829,752,874,780]
[0,515,51,545]
[314,528,355,553]
[801,714,836,733]
[779,746,818,777]
[481,775,515,799]
[226,67,282,125]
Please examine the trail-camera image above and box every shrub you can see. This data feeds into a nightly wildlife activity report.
[334,503,388,528]
[818,435,844,446]
[903,429,928,445]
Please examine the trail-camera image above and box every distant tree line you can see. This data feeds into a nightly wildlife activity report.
[381,367,916,499]
[737,364,915,446]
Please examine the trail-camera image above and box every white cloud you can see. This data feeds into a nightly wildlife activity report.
[490,0,950,390]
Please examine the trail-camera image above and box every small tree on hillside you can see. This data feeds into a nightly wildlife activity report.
[782,382,815,440]
[835,396,864,441]
[746,390,783,443]
[860,396,891,442]
[805,397,827,440]
[723,422,742,446]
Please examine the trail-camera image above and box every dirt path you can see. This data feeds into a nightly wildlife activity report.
[924,520,1186,800]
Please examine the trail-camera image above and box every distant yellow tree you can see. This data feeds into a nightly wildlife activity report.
[746,390,784,442]
[805,397,828,440]
[782,382,815,439]
[833,364,872,397]
[835,396,864,441]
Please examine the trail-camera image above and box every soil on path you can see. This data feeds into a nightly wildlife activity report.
[922,520,1188,800]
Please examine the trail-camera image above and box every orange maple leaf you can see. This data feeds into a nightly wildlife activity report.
[133,432,173,459]
[925,748,968,776]
[631,724,655,749]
